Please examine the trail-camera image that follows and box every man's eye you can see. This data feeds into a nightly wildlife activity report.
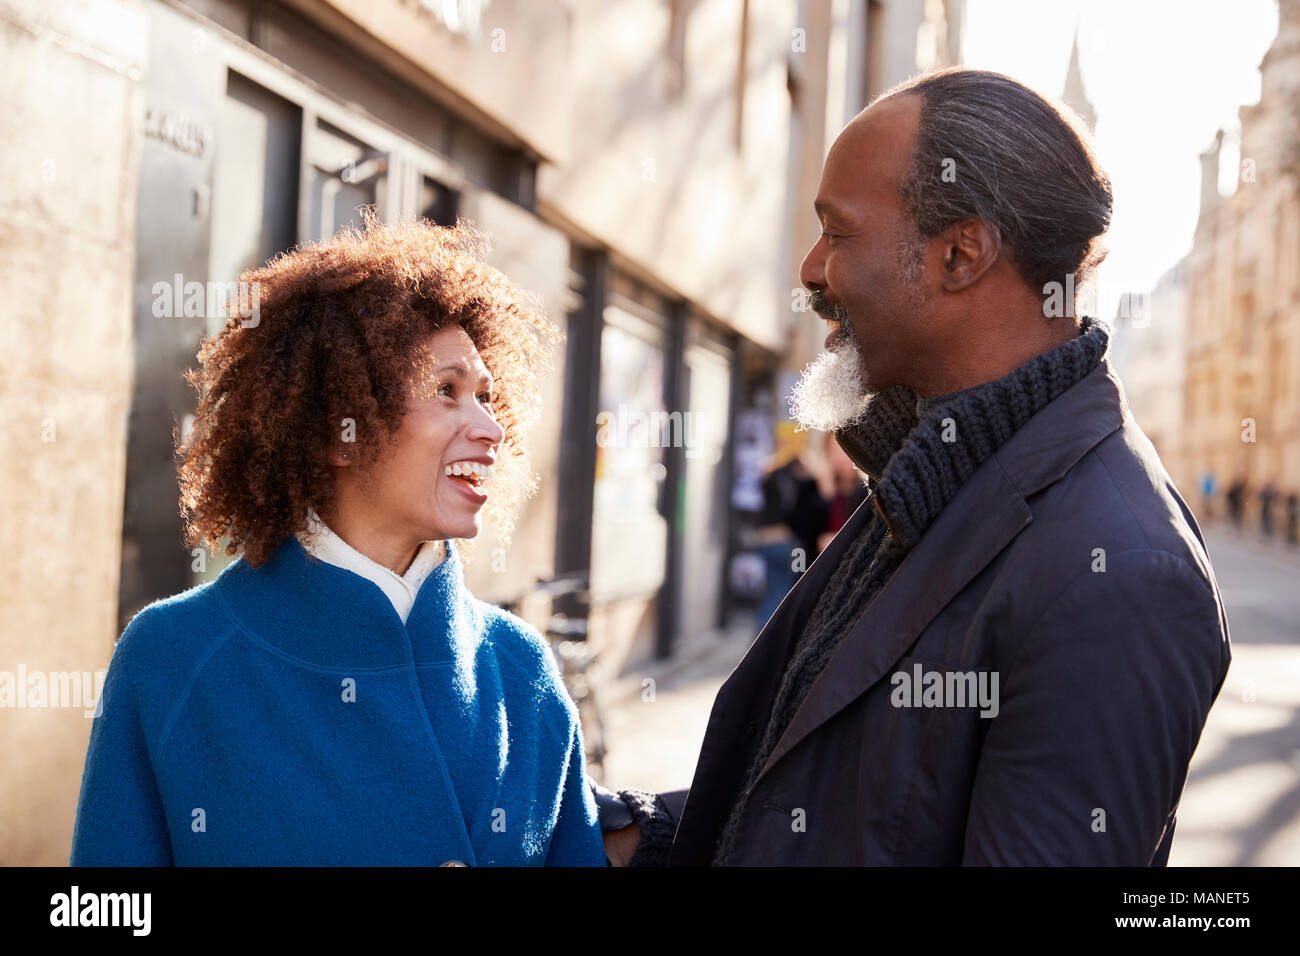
[821,231,840,241]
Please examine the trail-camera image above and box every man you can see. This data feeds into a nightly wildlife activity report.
[598,68,1231,866]
[1226,478,1246,527]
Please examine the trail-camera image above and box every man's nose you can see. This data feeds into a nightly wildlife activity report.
[799,235,827,292]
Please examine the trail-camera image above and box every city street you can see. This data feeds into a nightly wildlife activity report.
[600,622,753,796]
[601,525,1300,865]
[1171,526,1300,866]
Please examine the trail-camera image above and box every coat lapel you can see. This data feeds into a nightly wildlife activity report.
[750,455,1032,787]
[668,489,881,862]
[721,490,881,697]
[749,358,1130,790]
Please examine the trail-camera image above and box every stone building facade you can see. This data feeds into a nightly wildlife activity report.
[1181,0,1300,527]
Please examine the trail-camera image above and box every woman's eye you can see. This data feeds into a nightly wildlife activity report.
[478,393,493,407]
[438,383,454,398]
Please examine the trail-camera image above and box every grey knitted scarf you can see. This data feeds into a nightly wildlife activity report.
[712,317,1109,864]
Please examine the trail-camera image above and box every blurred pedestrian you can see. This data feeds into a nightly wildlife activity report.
[818,430,869,552]
[1259,483,1276,537]
[1286,492,1299,545]
[754,448,828,626]
[1226,478,1246,528]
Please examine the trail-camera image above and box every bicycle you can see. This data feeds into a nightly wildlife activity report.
[497,572,609,778]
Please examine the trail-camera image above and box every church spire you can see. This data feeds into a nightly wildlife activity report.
[1062,25,1097,133]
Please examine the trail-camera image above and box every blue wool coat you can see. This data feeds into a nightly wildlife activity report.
[70,537,606,866]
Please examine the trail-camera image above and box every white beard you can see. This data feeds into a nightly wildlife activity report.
[788,325,872,432]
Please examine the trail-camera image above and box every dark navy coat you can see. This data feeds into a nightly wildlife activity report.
[668,358,1231,865]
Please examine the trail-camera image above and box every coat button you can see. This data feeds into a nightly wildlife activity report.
[439,859,469,867]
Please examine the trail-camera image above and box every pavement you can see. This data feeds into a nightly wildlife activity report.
[599,524,1300,865]
[1168,525,1300,866]
[597,617,753,794]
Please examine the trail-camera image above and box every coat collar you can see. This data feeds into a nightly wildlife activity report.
[835,317,1110,548]
[297,508,448,625]
[213,535,484,670]
[749,356,1130,788]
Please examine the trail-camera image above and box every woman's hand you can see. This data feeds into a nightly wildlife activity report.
[602,821,642,867]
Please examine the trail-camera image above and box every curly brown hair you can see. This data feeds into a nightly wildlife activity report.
[178,207,560,568]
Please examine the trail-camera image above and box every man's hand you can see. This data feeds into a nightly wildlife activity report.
[603,821,641,867]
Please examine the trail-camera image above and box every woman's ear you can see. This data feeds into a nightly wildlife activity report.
[327,446,352,468]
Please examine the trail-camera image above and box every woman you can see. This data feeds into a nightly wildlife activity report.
[816,430,869,553]
[70,210,606,866]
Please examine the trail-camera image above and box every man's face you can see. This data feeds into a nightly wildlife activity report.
[798,93,934,398]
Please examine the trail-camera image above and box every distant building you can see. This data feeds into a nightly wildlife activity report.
[1113,265,1191,489]
[1181,0,1300,523]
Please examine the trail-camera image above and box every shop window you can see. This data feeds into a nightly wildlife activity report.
[590,299,670,601]
[306,119,389,239]
[207,71,300,340]
[421,176,460,227]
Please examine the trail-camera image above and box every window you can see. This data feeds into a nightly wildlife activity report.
[207,70,301,341]
[589,297,671,602]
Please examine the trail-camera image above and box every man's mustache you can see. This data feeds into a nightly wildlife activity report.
[809,291,849,323]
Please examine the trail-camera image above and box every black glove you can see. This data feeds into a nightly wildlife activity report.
[616,787,678,867]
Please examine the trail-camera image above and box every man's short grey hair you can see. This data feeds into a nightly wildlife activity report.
[879,68,1113,299]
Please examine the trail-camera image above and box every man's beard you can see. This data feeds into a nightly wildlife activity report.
[788,293,872,432]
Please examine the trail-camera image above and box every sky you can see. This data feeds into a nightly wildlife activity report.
[961,0,1280,316]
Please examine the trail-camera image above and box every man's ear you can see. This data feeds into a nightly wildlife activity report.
[937,219,1000,293]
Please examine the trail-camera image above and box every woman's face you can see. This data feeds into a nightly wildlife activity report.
[333,325,506,552]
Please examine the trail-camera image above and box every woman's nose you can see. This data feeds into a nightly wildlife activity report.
[468,403,506,446]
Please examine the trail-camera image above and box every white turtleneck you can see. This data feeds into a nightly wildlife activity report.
[296,509,447,624]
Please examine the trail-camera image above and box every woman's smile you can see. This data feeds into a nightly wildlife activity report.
[443,458,491,504]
